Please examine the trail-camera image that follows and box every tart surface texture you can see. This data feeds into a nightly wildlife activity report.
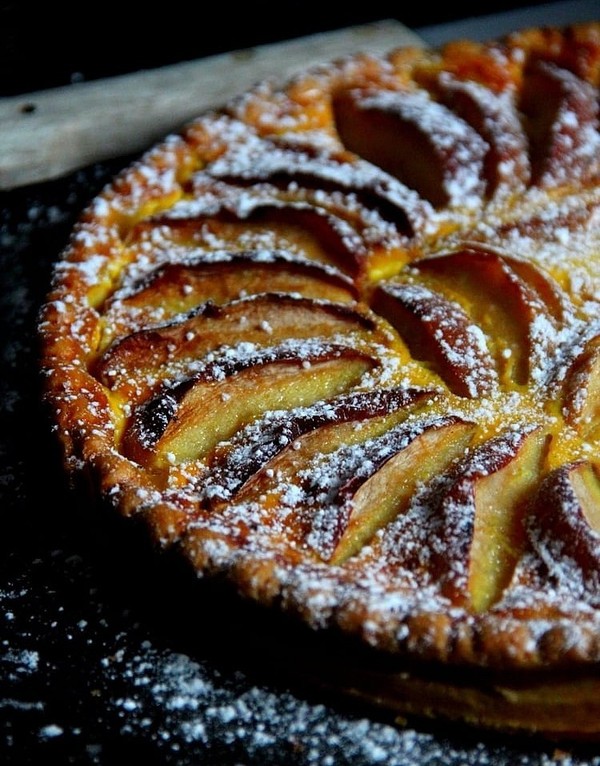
[38,22,600,740]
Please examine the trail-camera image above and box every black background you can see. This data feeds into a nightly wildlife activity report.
[2,0,553,95]
[2,2,600,765]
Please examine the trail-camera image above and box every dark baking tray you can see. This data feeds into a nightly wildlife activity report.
[2,5,600,764]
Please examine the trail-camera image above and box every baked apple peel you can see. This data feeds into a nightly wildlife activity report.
[202,125,432,240]
[95,293,390,403]
[99,249,359,345]
[528,460,600,592]
[386,424,549,612]
[122,340,381,469]
[203,387,436,508]
[333,87,488,210]
[561,332,600,439]
[411,245,565,387]
[326,416,476,564]
[372,280,497,398]
[519,59,600,188]
[428,70,531,196]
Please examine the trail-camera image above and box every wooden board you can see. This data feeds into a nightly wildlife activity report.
[0,20,422,191]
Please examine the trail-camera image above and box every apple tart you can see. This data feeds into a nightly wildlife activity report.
[38,22,600,740]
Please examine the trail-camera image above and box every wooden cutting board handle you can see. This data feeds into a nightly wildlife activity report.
[0,20,422,191]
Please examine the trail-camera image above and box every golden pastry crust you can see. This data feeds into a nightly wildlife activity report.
[38,22,600,740]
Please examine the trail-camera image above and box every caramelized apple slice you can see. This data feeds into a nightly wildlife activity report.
[134,202,380,277]
[372,281,497,398]
[206,387,436,507]
[561,333,600,438]
[129,207,355,272]
[205,133,431,238]
[413,244,560,385]
[528,461,600,584]
[425,425,548,611]
[333,88,487,209]
[143,174,416,278]
[95,293,383,400]
[495,249,570,322]
[100,250,358,343]
[122,341,378,468]
[238,197,412,280]
[385,426,548,610]
[520,60,600,188]
[431,71,531,195]
[244,202,373,275]
[328,416,475,564]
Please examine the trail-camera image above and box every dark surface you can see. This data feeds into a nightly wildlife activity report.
[2,3,600,764]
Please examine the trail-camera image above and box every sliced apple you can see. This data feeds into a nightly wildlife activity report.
[181,173,417,268]
[328,416,475,564]
[412,244,560,386]
[372,281,497,398]
[95,293,383,400]
[206,386,436,507]
[425,425,548,612]
[140,211,361,277]
[241,196,414,280]
[332,87,487,209]
[100,250,358,343]
[133,199,384,278]
[561,333,600,439]
[122,341,378,469]
[496,249,570,322]
[431,71,531,196]
[528,460,600,583]
[519,60,600,188]
[205,134,431,238]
